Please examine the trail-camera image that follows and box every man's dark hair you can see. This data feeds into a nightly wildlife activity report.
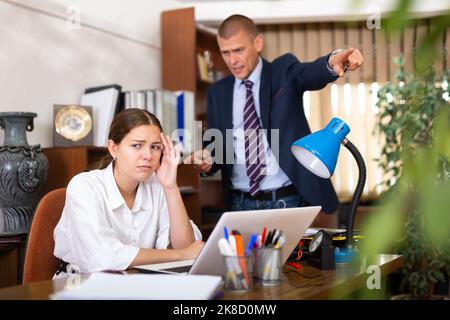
[218,14,258,39]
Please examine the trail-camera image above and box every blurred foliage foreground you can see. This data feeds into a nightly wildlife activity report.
[361,57,450,299]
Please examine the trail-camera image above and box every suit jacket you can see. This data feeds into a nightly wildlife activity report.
[205,53,340,213]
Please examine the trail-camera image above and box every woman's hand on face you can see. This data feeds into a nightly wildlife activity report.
[156,133,181,190]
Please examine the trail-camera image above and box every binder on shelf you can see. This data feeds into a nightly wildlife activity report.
[176,91,196,154]
[153,89,164,122]
[128,91,136,109]
[162,90,178,139]
[137,91,146,109]
[116,88,197,155]
[81,86,119,147]
[124,92,131,109]
[145,90,155,114]
[127,90,146,109]
[84,84,123,115]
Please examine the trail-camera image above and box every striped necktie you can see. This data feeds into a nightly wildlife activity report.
[243,79,265,196]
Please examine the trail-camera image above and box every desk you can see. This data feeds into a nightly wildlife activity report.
[0,254,402,300]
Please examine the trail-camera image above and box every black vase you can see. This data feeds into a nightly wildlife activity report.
[0,112,48,235]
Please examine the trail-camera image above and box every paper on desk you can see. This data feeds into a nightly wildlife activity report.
[51,273,222,300]
[304,228,318,236]
[303,228,347,236]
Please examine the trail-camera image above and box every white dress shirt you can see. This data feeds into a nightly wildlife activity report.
[231,57,292,192]
[53,163,202,273]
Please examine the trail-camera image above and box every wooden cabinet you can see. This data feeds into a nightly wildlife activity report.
[161,7,229,128]
[42,146,108,195]
[162,7,229,236]
[0,234,26,288]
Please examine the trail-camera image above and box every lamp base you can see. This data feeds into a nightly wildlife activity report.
[335,246,358,264]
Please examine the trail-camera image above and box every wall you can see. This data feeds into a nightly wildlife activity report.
[0,0,183,147]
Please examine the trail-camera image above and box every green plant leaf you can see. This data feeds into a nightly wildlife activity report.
[360,192,405,260]
[421,182,450,245]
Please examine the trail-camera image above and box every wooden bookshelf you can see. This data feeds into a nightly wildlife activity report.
[42,146,108,195]
[161,7,229,235]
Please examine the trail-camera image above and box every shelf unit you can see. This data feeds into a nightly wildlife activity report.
[42,146,108,195]
[0,234,27,288]
[161,7,229,236]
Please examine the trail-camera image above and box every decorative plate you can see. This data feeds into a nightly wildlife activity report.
[55,105,92,141]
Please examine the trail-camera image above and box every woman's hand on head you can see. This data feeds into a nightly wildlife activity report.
[156,133,181,190]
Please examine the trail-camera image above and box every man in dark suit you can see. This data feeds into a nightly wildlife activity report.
[186,15,363,226]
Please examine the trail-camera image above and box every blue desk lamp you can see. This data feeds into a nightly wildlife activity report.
[291,118,366,263]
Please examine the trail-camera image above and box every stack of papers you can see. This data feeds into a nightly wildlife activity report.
[303,228,347,237]
[81,87,119,147]
[51,273,222,300]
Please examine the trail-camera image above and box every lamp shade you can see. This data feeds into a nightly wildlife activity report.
[291,118,350,178]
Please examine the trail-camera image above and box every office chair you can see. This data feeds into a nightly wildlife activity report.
[23,188,66,284]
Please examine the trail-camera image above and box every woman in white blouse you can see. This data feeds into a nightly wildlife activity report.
[53,108,204,274]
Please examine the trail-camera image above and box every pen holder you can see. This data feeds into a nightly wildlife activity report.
[222,255,253,292]
[253,247,282,286]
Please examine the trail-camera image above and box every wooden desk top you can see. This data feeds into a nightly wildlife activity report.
[224,254,403,300]
[0,254,402,300]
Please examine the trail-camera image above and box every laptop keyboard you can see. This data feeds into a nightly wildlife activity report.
[163,265,192,273]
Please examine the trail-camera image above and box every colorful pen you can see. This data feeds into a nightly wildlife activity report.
[272,231,282,247]
[275,235,286,249]
[223,226,229,242]
[231,230,241,236]
[229,235,237,255]
[265,230,274,247]
[255,235,262,249]
[261,227,267,246]
[234,234,244,257]
[218,238,240,289]
[234,234,250,286]
[245,233,258,256]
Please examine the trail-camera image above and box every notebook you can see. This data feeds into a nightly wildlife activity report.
[51,273,222,300]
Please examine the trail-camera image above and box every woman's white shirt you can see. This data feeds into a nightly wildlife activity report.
[53,163,202,273]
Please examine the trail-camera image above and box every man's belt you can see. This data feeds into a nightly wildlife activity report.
[232,185,298,201]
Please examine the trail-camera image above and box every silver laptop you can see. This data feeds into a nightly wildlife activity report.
[133,206,321,276]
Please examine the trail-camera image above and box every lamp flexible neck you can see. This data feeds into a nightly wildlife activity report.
[343,139,367,247]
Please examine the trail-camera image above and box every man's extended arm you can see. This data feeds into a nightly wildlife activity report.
[286,48,363,93]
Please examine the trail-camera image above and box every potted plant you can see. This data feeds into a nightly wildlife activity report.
[361,56,450,299]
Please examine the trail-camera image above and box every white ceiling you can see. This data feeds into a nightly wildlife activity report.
[175,0,450,26]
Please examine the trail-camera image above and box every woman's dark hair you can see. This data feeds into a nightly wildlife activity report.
[98,108,163,169]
